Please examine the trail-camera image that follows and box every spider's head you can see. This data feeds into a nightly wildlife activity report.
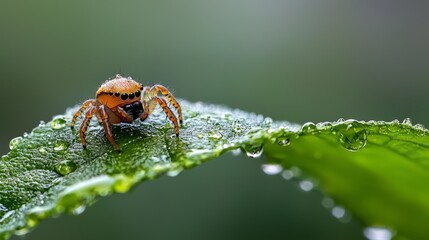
[123,101,144,120]
[96,74,144,109]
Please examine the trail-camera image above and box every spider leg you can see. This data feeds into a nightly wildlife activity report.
[144,85,183,124]
[117,106,134,123]
[71,99,95,129]
[155,96,180,137]
[139,101,150,121]
[99,105,120,151]
[79,106,97,149]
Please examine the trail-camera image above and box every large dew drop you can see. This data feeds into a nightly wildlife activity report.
[261,164,283,175]
[301,122,317,134]
[53,140,70,152]
[363,227,393,240]
[242,144,264,158]
[51,117,67,130]
[338,125,367,152]
[55,160,77,176]
[9,137,23,150]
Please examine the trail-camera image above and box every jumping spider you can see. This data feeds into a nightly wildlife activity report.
[71,74,182,151]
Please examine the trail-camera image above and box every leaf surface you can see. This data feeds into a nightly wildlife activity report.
[0,101,427,240]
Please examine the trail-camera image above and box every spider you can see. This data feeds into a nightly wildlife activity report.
[71,74,182,152]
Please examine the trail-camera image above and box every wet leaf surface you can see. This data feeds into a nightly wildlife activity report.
[0,101,428,240]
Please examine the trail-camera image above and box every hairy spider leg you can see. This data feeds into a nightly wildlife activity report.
[71,99,95,129]
[156,97,180,136]
[116,106,134,123]
[139,101,150,121]
[99,105,120,151]
[143,85,183,124]
[79,106,97,149]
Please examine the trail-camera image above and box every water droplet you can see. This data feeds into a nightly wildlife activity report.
[277,137,290,146]
[39,147,48,154]
[336,118,345,123]
[402,118,412,126]
[242,144,264,158]
[72,205,86,215]
[363,227,393,240]
[9,137,23,150]
[231,149,242,156]
[281,169,294,180]
[167,167,184,177]
[54,140,70,152]
[414,123,425,130]
[233,127,241,133]
[301,122,317,134]
[263,117,273,126]
[331,206,346,219]
[321,197,334,208]
[55,160,77,176]
[197,133,204,139]
[281,166,301,180]
[338,125,367,152]
[299,180,314,192]
[51,117,67,130]
[209,131,223,140]
[261,164,283,175]
[39,121,46,127]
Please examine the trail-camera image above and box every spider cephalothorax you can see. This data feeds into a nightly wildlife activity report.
[71,74,182,151]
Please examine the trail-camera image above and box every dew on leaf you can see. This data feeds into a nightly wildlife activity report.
[261,164,283,175]
[402,118,412,126]
[331,206,346,219]
[72,205,86,215]
[166,167,184,177]
[38,121,46,127]
[242,144,264,158]
[9,137,23,150]
[338,124,367,152]
[299,180,314,192]
[277,137,290,146]
[51,117,67,130]
[281,169,294,180]
[321,197,335,208]
[231,149,242,156]
[38,147,48,154]
[301,122,317,134]
[55,160,77,176]
[209,131,223,140]
[53,140,70,152]
[363,227,393,240]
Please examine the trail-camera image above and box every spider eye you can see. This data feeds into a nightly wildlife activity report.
[135,90,141,97]
[128,92,135,100]
[121,93,128,100]
[115,92,120,97]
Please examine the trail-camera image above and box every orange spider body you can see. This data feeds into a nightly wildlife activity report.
[95,78,144,124]
[71,74,182,151]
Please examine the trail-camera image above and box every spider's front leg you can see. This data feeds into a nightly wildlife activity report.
[141,85,183,136]
[79,106,97,149]
[99,105,121,152]
[71,99,96,129]
[142,85,183,123]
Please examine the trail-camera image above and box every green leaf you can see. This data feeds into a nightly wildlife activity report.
[0,100,428,240]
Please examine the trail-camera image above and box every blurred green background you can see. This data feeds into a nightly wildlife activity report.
[1,1,428,239]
